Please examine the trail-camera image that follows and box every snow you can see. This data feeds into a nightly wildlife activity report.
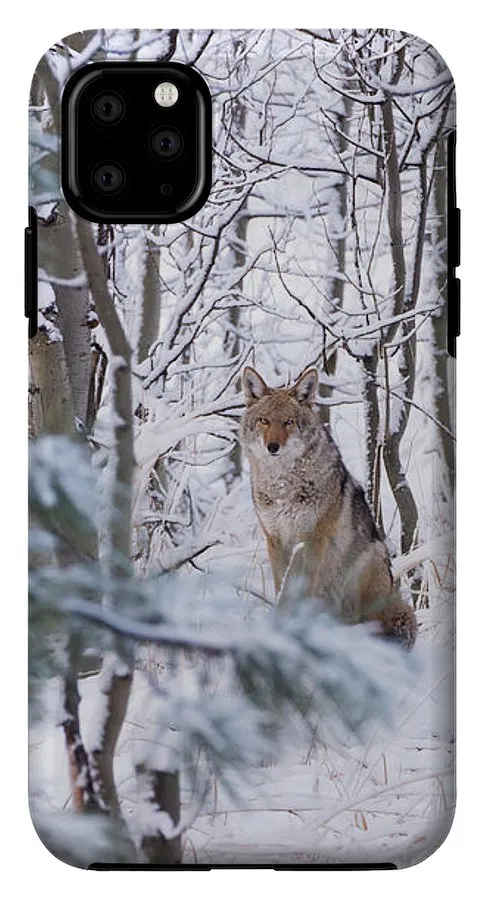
[30,601,454,866]
[29,436,96,521]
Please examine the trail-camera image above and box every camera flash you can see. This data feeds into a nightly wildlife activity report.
[154,81,179,108]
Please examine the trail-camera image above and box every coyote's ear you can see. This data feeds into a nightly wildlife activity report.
[292,368,318,406]
[242,367,270,405]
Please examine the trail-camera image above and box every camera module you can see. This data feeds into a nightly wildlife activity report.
[62,62,212,222]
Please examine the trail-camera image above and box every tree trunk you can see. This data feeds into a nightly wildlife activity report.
[76,219,136,830]
[62,633,102,813]
[362,349,382,526]
[137,227,161,363]
[320,96,350,426]
[225,55,248,482]
[137,765,182,864]
[46,209,92,426]
[431,136,455,492]
[226,212,247,482]
[29,331,74,437]
[36,53,93,431]
[381,94,419,563]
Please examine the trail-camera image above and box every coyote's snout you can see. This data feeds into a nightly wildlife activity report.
[241,366,417,649]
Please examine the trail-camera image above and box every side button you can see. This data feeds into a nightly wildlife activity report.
[448,277,460,357]
[25,206,38,338]
[452,208,460,269]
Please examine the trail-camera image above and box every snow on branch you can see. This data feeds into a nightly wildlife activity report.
[59,591,414,743]
[368,70,453,98]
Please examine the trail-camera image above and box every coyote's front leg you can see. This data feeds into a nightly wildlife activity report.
[270,538,314,610]
[276,536,330,610]
[265,534,291,599]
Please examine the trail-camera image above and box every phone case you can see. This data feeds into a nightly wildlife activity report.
[28,29,457,869]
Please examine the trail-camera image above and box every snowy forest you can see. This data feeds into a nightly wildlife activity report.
[29,29,455,867]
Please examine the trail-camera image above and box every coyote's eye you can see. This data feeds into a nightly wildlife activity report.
[284,419,294,427]
[259,417,269,425]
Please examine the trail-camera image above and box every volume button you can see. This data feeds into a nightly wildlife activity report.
[453,208,460,269]
[448,277,460,357]
[25,207,38,338]
[453,277,461,337]
[24,227,33,317]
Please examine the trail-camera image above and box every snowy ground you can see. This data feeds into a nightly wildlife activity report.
[29,536,455,869]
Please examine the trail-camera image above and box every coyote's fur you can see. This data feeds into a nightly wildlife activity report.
[241,366,417,648]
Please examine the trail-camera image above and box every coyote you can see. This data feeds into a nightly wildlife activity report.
[241,366,417,648]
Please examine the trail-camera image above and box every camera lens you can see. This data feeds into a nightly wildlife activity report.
[150,128,183,160]
[92,163,125,194]
[92,92,125,125]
